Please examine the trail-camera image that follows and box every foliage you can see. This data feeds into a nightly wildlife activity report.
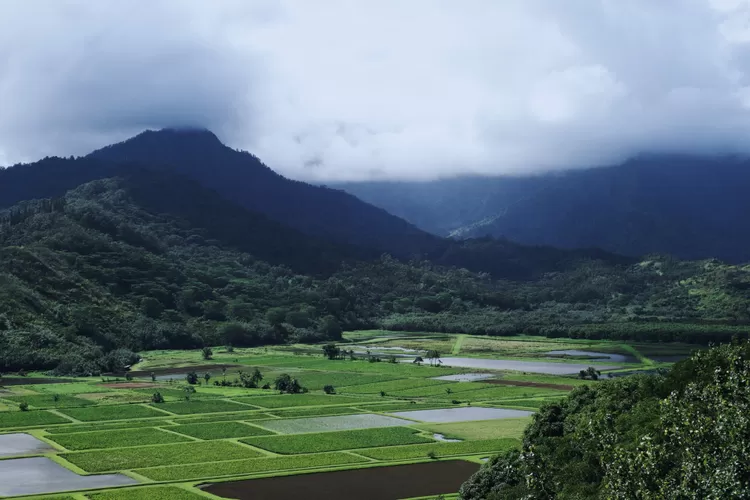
[151,399,251,415]
[459,341,750,500]
[201,346,213,360]
[0,409,69,429]
[323,384,335,394]
[59,404,165,422]
[273,374,305,394]
[322,343,342,360]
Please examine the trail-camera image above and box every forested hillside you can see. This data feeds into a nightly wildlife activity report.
[459,340,750,499]
[339,155,750,263]
[1,169,749,375]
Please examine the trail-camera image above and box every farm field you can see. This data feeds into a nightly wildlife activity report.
[0,333,693,498]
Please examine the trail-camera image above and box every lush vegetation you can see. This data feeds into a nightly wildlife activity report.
[459,341,750,499]
[170,421,272,439]
[48,427,191,450]
[1,131,748,376]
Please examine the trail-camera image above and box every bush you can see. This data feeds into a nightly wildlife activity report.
[152,392,165,403]
[323,385,336,394]
[18,401,29,411]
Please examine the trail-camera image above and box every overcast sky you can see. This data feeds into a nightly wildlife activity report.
[2,0,750,180]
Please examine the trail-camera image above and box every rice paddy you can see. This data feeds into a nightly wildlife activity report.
[0,333,677,498]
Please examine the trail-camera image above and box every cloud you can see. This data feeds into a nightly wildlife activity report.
[2,0,750,180]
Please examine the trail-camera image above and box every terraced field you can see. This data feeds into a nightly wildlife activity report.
[0,334,669,499]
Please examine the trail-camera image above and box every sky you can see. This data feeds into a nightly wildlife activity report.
[2,0,750,181]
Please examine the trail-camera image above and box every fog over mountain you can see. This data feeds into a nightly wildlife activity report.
[3,0,750,180]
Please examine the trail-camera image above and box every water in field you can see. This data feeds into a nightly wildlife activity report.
[257,413,412,434]
[0,433,54,457]
[545,350,637,363]
[0,457,137,496]
[390,407,532,423]
[433,433,462,442]
[405,356,619,375]
[431,373,496,382]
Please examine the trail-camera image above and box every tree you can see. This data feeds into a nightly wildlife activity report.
[203,372,211,385]
[201,347,213,360]
[426,350,441,366]
[186,371,199,385]
[52,394,60,404]
[265,307,287,326]
[413,356,424,365]
[184,385,196,400]
[322,343,341,360]
[274,373,305,394]
[151,372,156,382]
[151,392,165,403]
[19,401,29,411]
[318,315,342,339]
[323,384,336,394]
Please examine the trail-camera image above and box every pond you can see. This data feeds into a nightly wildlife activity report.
[0,433,54,457]
[0,457,137,496]
[390,407,532,423]
[256,414,412,434]
[203,460,479,500]
[545,350,638,363]
[407,357,619,375]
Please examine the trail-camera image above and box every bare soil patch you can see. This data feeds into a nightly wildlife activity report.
[203,460,479,500]
[483,379,574,390]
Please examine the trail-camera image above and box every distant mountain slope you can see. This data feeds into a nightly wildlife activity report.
[338,155,750,262]
[88,129,441,257]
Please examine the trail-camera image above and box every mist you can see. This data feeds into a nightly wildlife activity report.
[2,0,750,181]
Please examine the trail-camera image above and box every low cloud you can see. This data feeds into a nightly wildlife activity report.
[2,0,750,180]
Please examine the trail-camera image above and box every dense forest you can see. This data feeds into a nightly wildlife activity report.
[0,166,748,375]
[459,340,750,499]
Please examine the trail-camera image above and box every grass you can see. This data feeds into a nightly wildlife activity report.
[427,386,564,402]
[1,394,96,409]
[357,438,521,460]
[489,399,559,409]
[31,383,114,395]
[59,404,166,421]
[235,394,372,409]
[62,440,262,472]
[0,409,70,429]
[171,421,273,439]
[151,399,254,414]
[132,387,223,400]
[47,427,193,450]
[137,452,370,481]
[87,486,207,500]
[417,418,531,440]
[241,426,433,454]
[388,382,493,398]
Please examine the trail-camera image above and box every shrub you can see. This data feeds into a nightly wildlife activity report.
[18,401,29,411]
[323,385,336,394]
[152,392,165,403]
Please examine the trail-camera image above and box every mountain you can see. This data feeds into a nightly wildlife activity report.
[88,128,441,257]
[0,128,632,280]
[1,164,749,375]
[338,155,750,263]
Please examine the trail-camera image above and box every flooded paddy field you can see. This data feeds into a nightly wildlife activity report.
[412,356,620,375]
[391,407,533,423]
[202,460,480,500]
[0,457,136,496]
[256,413,412,434]
[0,433,54,457]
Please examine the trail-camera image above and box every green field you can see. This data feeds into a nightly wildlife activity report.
[152,399,254,414]
[62,440,262,472]
[59,404,167,421]
[137,452,370,481]
[87,486,207,499]
[0,334,675,498]
[47,427,193,450]
[171,421,272,439]
[241,426,434,454]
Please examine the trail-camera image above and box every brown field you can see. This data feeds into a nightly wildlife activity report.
[203,460,480,500]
